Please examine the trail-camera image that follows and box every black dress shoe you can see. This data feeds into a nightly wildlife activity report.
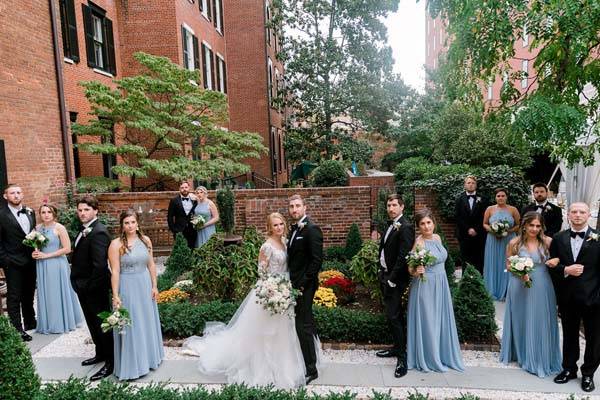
[376,349,398,358]
[582,376,595,392]
[20,331,32,342]
[81,356,104,366]
[394,359,407,378]
[305,372,318,385]
[90,364,113,381]
[554,370,577,384]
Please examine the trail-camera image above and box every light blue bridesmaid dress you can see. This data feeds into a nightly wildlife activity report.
[194,201,216,248]
[407,239,464,372]
[114,239,164,380]
[483,209,516,300]
[36,224,82,334]
[500,246,561,377]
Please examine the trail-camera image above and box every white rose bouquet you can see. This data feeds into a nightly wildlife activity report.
[98,307,132,334]
[191,214,206,230]
[406,245,437,282]
[490,220,511,238]
[22,230,49,250]
[507,255,535,288]
[255,273,299,316]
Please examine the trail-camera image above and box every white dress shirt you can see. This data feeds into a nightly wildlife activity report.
[74,218,97,247]
[290,215,307,244]
[8,204,30,234]
[570,226,588,261]
[380,214,403,271]
[466,192,476,210]
[181,196,193,215]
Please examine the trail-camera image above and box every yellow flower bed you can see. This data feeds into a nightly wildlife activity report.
[318,269,346,284]
[313,286,337,308]
[157,288,189,304]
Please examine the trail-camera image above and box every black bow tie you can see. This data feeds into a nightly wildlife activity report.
[387,220,394,226]
[181,197,190,202]
[570,231,585,239]
[467,194,476,200]
[291,223,299,231]
[17,208,27,216]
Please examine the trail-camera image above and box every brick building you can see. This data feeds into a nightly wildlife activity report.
[0,0,286,206]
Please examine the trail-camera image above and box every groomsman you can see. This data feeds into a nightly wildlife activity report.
[0,184,36,341]
[376,194,414,378]
[70,196,113,381]
[454,175,488,273]
[550,202,600,392]
[521,182,563,238]
[287,194,323,384]
[167,181,197,248]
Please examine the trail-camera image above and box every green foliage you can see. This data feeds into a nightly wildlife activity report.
[406,391,431,400]
[57,184,115,241]
[345,224,363,260]
[373,187,391,234]
[338,136,375,166]
[394,157,471,185]
[159,301,239,338]
[0,315,41,400]
[325,246,348,262]
[349,240,381,302]
[453,264,497,342]
[73,52,267,190]
[322,260,352,278]
[157,233,194,291]
[436,227,458,295]
[192,228,263,301]
[216,186,235,235]
[76,176,124,193]
[427,0,600,166]
[311,160,349,187]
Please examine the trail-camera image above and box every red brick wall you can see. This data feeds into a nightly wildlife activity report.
[0,1,69,206]
[96,186,372,247]
[349,174,396,212]
[414,188,458,247]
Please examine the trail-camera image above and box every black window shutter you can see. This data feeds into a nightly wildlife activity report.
[104,18,116,75]
[181,26,189,69]
[212,0,217,27]
[65,0,79,62]
[219,0,224,33]
[215,58,221,92]
[222,60,227,94]
[193,35,200,71]
[82,4,95,68]
[206,0,212,21]
[209,49,215,90]
[201,43,208,89]
[198,0,203,13]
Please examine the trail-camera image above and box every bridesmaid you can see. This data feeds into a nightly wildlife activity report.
[500,212,562,377]
[109,209,164,380]
[406,208,464,373]
[193,186,219,248]
[483,188,520,300]
[32,204,82,334]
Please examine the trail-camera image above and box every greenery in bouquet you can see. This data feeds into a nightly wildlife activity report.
[406,245,437,282]
[22,230,49,250]
[98,308,132,334]
[191,214,206,230]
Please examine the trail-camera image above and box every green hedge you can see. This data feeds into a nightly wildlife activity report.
[159,300,391,343]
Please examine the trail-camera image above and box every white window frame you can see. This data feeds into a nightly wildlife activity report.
[201,0,209,20]
[182,24,195,71]
[267,57,273,103]
[216,53,226,93]
[215,0,223,33]
[92,14,104,69]
[203,41,213,90]
[487,82,493,100]
[521,60,528,89]
[522,22,528,47]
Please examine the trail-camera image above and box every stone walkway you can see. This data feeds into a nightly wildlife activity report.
[25,301,598,399]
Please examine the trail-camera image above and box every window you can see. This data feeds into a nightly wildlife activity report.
[181,25,199,71]
[278,129,284,172]
[522,22,528,47]
[59,0,79,62]
[215,55,227,93]
[82,3,116,75]
[99,118,117,179]
[266,2,271,46]
[199,0,211,21]
[487,83,493,100]
[69,112,81,178]
[267,57,273,105]
[201,42,214,90]
[270,127,277,173]
[521,60,528,89]
[214,0,223,33]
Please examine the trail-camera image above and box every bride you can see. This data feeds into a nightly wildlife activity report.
[182,212,308,388]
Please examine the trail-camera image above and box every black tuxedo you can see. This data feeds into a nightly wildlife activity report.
[0,205,36,331]
[550,228,600,376]
[287,217,323,376]
[378,215,414,359]
[70,220,113,363]
[167,196,197,248]
[454,193,488,273]
[521,202,563,238]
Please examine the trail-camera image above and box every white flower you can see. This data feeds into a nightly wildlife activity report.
[491,222,499,230]
[546,205,552,212]
[297,221,306,230]
[25,207,33,214]
[107,315,118,325]
[393,221,402,231]
[476,197,481,203]
[524,258,534,268]
[25,231,36,240]
[502,232,508,237]
[587,233,599,242]
[514,262,525,271]
[82,227,93,237]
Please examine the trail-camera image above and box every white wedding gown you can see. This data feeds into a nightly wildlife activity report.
[182,241,309,388]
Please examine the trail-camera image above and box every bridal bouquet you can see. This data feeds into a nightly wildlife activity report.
[406,245,437,282]
[507,255,535,288]
[490,220,511,237]
[22,230,49,250]
[98,308,132,334]
[255,274,299,316]
[191,214,207,230]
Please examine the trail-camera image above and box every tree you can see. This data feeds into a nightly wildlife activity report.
[276,0,411,164]
[74,52,267,190]
[427,0,600,165]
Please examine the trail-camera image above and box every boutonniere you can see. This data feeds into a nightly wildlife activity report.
[82,227,93,237]
[545,205,552,212]
[25,207,33,214]
[476,197,481,203]
[587,233,599,242]
[297,221,306,230]
[393,221,402,231]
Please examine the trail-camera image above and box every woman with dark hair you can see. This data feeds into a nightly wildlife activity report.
[406,209,464,373]
[500,211,561,377]
[483,188,521,300]
[108,209,164,380]
[32,204,82,334]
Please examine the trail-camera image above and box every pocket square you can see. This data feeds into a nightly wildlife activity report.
[295,236,304,240]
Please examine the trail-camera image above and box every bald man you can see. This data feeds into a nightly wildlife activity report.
[550,202,600,392]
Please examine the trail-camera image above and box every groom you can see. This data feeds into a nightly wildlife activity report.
[287,194,323,385]
[70,196,113,381]
[550,202,600,392]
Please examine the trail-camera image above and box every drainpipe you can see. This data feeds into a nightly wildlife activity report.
[48,0,74,185]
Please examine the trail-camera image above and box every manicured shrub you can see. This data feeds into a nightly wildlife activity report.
[0,315,41,400]
[216,186,235,235]
[311,160,349,187]
[453,264,498,342]
[157,233,194,291]
[345,223,363,260]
